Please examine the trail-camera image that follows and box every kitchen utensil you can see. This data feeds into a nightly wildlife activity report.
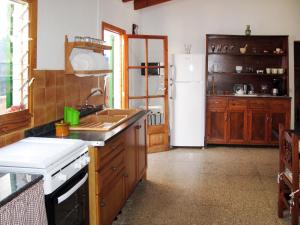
[271,68,278,74]
[261,84,268,94]
[266,68,271,74]
[236,66,243,73]
[272,88,278,96]
[256,70,264,74]
[278,68,285,74]
[55,121,70,137]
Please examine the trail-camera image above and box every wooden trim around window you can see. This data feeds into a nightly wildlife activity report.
[0,0,37,134]
[101,22,126,109]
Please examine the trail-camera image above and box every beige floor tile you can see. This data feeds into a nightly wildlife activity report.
[115,147,284,225]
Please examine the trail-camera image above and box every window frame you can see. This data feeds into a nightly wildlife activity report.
[0,0,37,134]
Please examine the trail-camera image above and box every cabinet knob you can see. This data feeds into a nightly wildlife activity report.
[111,166,117,171]
[100,201,106,207]
[135,125,142,129]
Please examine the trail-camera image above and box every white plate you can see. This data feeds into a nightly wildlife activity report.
[70,51,95,71]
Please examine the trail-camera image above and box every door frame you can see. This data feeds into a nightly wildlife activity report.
[101,22,126,108]
[124,34,169,152]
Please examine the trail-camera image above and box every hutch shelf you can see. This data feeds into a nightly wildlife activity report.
[205,34,291,146]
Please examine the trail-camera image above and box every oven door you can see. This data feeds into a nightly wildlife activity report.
[45,167,89,225]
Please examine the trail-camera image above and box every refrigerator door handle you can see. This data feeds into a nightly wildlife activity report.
[170,83,175,100]
[170,65,176,82]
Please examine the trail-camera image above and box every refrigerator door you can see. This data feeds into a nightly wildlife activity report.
[170,81,205,147]
[173,54,204,82]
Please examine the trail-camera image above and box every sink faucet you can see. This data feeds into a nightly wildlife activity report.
[81,88,103,110]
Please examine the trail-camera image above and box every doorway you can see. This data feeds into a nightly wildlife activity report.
[102,22,125,108]
[124,35,169,152]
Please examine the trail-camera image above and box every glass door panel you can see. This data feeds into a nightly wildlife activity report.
[148,75,165,96]
[148,39,164,63]
[128,38,146,66]
[128,69,146,97]
[148,98,165,125]
[129,99,146,110]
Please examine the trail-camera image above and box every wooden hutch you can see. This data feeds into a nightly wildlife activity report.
[205,34,291,145]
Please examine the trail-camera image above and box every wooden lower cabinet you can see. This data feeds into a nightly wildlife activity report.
[248,110,269,145]
[89,115,147,225]
[227,109,247,144]
[99,172,126,225]
[206,96,291,145]
[206,108,227,143]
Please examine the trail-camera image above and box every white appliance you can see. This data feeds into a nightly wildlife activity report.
[169,54,205,147]
[0,137,89,195]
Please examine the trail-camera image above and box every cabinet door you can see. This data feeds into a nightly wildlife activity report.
[206,108,227,144]
[100,173,126,225]
[124,125,137,198]
[227,110,247,144]
[136,119,147,180]
[248,110,269,144]
[269,111,289,145]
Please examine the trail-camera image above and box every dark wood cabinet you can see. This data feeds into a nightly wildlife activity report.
[248,109,269,145]
[206,96,291,146]
[206,109,227,144]
[206,97,227,144]
[206,35,289,96]
[227,99,247,144]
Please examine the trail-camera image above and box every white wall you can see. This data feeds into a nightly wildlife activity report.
[138,0,300,126]
[37,0,99,69]
[37,0,138,69]
[100,0,140,34]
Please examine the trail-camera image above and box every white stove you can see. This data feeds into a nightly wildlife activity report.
[0,137,89,195]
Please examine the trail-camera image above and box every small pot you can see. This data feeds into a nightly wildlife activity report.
[55,121,70,137]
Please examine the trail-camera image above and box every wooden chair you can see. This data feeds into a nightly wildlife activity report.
[278,124,300,225]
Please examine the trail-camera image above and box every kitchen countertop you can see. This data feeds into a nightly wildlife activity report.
[0,172,43,207]
[35,110,149,147]
[207,94,291,98]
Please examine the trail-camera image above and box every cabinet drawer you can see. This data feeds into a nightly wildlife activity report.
[207,97,227,109]
[228,99,247,110]
[97,151,125,193]
[97,135,125,170]
[270,100,290,111]
[248,100,268,109]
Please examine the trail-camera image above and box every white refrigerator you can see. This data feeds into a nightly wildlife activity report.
[169,54,205,147]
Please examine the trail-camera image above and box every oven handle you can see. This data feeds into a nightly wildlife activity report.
[57,173,88,204]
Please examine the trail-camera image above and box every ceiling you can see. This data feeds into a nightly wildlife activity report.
[122,0,171,10]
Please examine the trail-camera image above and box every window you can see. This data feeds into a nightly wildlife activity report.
[0,0,36,133]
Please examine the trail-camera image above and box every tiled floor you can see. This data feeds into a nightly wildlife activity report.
[113,146,292,225]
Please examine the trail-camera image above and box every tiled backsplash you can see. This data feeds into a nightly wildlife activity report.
[0,70,104,147]
[32,70,104,126]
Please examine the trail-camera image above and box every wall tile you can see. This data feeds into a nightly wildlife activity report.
[45,71,56,87]
[33,87,46,108]
[45,86,56,105]
[33,70,46,88]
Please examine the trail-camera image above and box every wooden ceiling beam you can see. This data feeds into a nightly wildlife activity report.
[123,0,171,10]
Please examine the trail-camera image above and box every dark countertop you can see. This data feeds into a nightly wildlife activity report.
[207,94,291,99]
[0,172,43,207]
[42,110,149,147]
